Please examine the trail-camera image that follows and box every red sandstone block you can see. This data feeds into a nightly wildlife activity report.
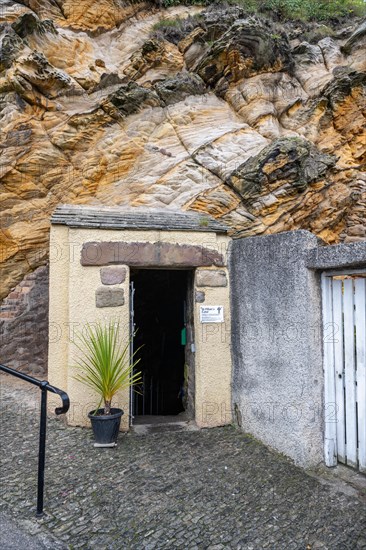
[20,287,31,293]
[19,281,33,288]
[0,312,16,319]
[8,291,21,299]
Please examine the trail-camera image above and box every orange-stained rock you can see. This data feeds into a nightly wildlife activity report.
[0,3,365,299]
[124,39,184,83]
[58,0,149,32]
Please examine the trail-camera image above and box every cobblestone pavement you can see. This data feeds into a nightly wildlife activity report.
[0,512,48,549]
[0,376,365,550]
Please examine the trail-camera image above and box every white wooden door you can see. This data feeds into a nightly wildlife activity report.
[322,271,366,472]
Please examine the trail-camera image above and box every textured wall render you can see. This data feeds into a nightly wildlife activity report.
[230,230,324,467]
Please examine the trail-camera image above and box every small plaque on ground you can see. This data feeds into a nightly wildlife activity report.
[200,306,224,323]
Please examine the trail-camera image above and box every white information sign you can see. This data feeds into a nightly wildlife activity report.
[200,305,224,323]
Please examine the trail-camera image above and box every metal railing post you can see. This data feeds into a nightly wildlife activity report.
[36,382,48,517]
[0,364,69,517]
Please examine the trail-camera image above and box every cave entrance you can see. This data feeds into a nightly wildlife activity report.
[130,269,194,423]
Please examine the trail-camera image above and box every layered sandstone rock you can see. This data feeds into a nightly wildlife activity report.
[0,1,365,304]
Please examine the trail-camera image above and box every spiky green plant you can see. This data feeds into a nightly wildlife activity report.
[72,320,142,415]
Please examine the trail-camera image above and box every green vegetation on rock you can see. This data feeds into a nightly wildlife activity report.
[157,0,366,22]
[253,0,366,20]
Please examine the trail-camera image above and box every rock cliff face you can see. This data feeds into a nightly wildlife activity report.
[1,1,365,303]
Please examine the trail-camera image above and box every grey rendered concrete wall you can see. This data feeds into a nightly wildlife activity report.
[230,230,324,467]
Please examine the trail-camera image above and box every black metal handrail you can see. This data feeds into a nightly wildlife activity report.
[0,364,70,517]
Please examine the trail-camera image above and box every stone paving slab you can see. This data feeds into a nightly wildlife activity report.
[0,375,365,550]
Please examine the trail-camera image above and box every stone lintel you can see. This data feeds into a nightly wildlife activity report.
[306,241,366,270]
[100,266,127,285]
[81,241,225,268]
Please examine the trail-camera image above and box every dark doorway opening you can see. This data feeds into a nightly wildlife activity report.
[131,269,191,418]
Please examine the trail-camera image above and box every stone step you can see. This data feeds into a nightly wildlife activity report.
[131,420,199,436]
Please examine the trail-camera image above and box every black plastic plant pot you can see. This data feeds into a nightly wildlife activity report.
[88,408,124,445]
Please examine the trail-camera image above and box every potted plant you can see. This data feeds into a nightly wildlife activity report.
[72,319,142,447]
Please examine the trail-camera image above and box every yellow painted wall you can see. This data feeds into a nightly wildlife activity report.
[194,270,232,427]
[48,225,232,429]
